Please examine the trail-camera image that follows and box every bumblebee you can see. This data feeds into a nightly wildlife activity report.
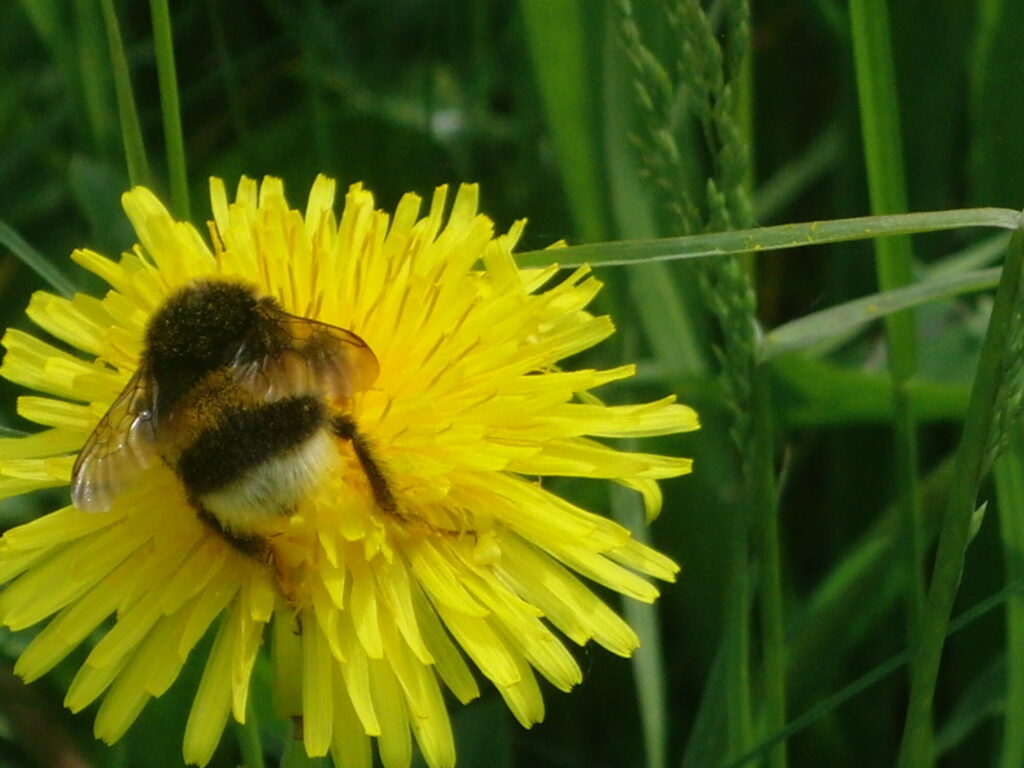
[70,279,393,556]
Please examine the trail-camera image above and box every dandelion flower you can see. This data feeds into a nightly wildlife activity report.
[0,176,698,767]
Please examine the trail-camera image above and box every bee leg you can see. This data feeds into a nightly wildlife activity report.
[330,416,471,539]
[329,415,397,513]
[195,505,272,563]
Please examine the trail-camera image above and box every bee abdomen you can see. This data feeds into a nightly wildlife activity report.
[177,396,326,497]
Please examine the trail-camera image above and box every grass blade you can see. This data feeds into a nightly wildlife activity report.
[98,0,150,187]
[729,580,1023,768]
[849,0,925,672]
[0,220,77,297]
[764,267,1000,360]
[520,0,609,241]
[516,208,1020,269]
[73,0,115,153]
[898,214,1024,767]
[612,482,668,768]
[149,0,189,219]
[771,356,968,428]
[994,427,1024,768]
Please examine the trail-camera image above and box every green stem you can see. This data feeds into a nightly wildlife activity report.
[98,0,150,187]
[730,12,787,763]
[848,0,926,716]
[752,373,786,768]
[73,0,113,153]
[611,482,668,768]
[149,0,190,219]
[234,698,266,768]
[724,499,754,761]
[279,737,322,768]
[897,215,1024,767]
[994,427,1024,768]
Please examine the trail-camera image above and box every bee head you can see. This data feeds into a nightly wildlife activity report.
[145,280,272,396]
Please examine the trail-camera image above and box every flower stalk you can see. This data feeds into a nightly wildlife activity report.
[98,0,149,187]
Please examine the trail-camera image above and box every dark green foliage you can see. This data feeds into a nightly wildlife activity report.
[2,1,1024,767]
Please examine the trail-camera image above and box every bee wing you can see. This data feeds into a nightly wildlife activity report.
[235,311,380,401]
[70,365,159,512]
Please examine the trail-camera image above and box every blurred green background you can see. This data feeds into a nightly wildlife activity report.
[1,1,1023,767]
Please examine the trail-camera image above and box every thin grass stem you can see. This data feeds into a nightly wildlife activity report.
[72,0,113,153]
[993,428,1024,768]
[848,0,925,679]
[0,220,77,297]
[724,515,754,762]
[751,377,786,768]
[98,0,150,187]
[149,0,190,219]
[731,13,788,763]
[611,482,668,768]
[279,738,323,768]
[235,698,266,768]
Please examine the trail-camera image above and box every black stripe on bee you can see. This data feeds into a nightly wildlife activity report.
[196,506,272,560]
[177,396,326,495]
